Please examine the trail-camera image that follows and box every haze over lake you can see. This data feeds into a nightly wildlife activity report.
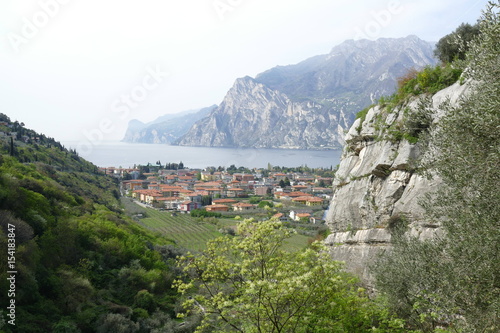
[63,142,342,169]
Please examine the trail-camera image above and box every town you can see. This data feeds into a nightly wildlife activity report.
[101,163,335,224]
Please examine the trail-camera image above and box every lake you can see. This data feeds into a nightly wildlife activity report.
[62,141,343,169]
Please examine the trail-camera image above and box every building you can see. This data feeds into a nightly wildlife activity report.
[179,201,200,213]
[226,188,244,198]
[205,204,229,212]
[232,202,255,211]
[213,198,238,205]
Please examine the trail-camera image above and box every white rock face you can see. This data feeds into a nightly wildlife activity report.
[325,81,471,285]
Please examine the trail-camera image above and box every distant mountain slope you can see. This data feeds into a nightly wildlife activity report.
[256,35,436,103]
[122,105,216,144]
[177,36,437,149]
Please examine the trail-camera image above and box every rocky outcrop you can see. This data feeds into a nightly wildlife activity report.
[177,36,437,149]
[325,81,471,284]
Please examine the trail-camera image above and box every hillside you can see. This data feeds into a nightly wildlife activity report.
[177,36,437,149]
[0,115,197,332]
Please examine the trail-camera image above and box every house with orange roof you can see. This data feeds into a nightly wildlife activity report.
[178,175,196,182]
[272,173,287,181]
[312,187,333,194]
[232,202,255,211]
[226,188,244,198]
[292,184,311,192]
[205,204,229,212]
[148,182,160,190]
[305,197,324,206]
[276,191,312,200]
[177,188,194,199]
[205,188,223,197]
[213,198,238,205]
[163,175,178,184]
[289,209,313,221]
[295,213,311,221]
[315,177,333,185]
[292,196,313,204]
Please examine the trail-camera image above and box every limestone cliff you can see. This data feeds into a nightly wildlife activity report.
[325,81,471,284]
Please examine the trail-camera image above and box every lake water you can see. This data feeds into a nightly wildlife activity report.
[63,141,343,169]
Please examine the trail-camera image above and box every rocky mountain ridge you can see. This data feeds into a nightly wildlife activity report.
[177,77,349,149]
[122,105,216,144]
[324,80,471,284]
[177,36,437,149]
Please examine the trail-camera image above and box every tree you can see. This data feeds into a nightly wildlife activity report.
[375,3,500,331]
[257,200,273,208]
[434,22,481,64]
[175,219,406,332]
[284,177,291,187]
[200,195,212,206]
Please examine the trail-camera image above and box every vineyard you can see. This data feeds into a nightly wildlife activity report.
[122,198,311,252]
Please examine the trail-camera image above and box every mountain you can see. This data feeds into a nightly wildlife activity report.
[177,36,437,149]
[122,105,216,144]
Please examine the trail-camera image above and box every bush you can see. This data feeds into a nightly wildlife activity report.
[189,209,221,218]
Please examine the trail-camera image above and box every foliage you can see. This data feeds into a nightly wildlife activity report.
[374,3,500,332]
[0,121,191,332]
[394,64,463,101]
[257,200,274,208]
[248,196,261,204]
[175,219,408,332]
[190,209,222,218]
[434,23,481,64]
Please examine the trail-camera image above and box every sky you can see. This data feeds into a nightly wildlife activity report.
[0,0,488,150]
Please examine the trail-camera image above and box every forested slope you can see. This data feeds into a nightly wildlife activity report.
[0,115,195,332]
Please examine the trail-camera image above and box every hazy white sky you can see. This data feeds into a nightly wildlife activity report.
[0,0,487,145]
